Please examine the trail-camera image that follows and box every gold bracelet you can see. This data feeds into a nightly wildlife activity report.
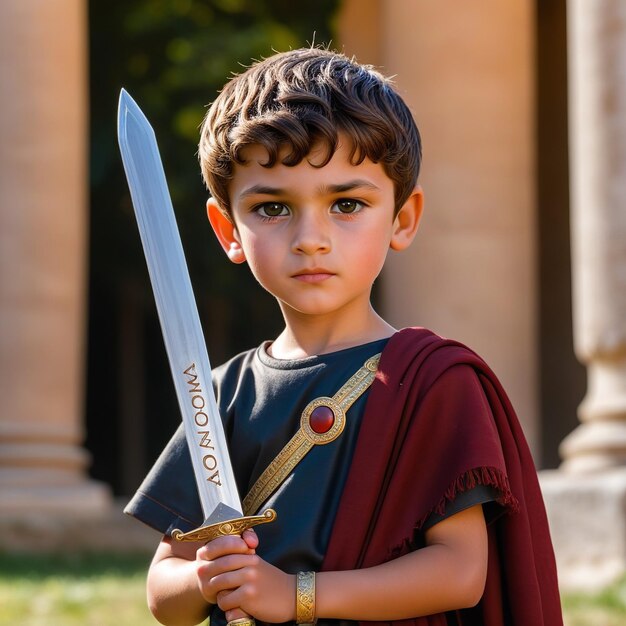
[296,571,316,624]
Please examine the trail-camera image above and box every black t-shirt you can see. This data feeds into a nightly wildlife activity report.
[125,338,495,626]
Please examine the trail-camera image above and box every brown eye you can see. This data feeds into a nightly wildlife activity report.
[257,203,289,217]
[332,199,362,214]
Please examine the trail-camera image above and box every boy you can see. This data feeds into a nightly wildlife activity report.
[125,48,562,626]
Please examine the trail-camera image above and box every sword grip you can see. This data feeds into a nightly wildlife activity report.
[172,510,277,626]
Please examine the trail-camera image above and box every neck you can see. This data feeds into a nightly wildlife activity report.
[269,302,396,359]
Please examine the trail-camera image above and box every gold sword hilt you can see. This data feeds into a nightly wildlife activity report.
[172,509,277,626]
[171,508,277,542]
[227,619,256,626]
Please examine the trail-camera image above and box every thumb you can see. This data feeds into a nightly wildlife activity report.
[241,528,259,550]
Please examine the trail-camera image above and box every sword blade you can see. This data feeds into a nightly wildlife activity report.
[117,88,242,524]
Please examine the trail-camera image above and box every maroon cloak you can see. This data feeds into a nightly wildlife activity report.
[322,328,562,626]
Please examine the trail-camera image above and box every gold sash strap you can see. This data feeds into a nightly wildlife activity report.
[242,353,381,516]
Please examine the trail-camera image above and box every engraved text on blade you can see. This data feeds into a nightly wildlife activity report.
[183,363,223,487]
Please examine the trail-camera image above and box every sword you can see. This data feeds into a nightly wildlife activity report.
[117,89,275,548]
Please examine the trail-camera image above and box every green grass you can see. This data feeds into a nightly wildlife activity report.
[563,574,626,626]
[1,552,624,625]
[0,552,159,626]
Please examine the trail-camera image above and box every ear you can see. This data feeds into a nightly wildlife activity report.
[390,186,424,251]
[206,198,246,264]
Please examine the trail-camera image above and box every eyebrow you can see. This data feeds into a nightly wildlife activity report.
[318,180,382,195]
[238,184,286,199]
[238,179,382,199]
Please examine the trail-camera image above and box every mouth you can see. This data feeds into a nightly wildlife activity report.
[292,269,336,283]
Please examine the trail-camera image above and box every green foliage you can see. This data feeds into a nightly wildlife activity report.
[89,0,340,289]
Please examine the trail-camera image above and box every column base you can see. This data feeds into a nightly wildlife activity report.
[0,496,158,553]
[0,480,112,515]
[540,467,626,591]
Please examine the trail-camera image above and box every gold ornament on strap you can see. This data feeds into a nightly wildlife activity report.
[242,353,380,516]
[296,571,316,625]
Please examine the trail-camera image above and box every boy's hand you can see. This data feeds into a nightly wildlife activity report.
[196,529,296,623]
[195,530,257,604]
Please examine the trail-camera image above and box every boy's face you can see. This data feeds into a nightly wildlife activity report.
[208,136,422,323]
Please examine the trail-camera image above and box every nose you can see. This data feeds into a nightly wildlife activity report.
[291,211,331,255]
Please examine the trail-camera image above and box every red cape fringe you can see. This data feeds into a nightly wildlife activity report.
[418,465,520,530]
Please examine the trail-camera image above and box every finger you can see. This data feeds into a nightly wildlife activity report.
[208,567,252,599]
[217,589,237,610]
[216,582,248,612]
[225,607,248,622]
[241,528,259,550]
[197,554,255,584]
[196,534,250,560]
[198,570,233,605]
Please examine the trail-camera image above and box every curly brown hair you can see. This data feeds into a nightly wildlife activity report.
[198,47,421,215]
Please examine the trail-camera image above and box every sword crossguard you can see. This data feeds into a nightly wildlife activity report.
[171,508,277,542]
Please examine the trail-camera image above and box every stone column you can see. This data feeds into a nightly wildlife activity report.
[339,0,539,455]
[0,0,110,514]
[559,0,626,473]
[541,0,626,590]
